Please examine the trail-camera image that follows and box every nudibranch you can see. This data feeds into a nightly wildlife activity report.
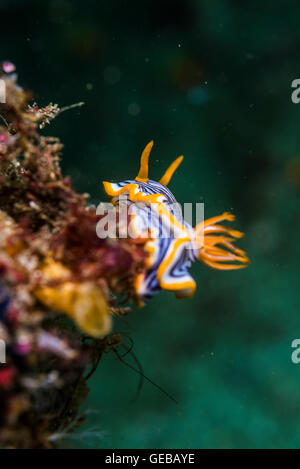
[103,141,249,304]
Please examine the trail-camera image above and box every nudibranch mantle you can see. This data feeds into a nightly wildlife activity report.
[103,141,249,303]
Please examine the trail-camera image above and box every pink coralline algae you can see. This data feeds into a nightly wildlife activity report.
[2,62,16,74]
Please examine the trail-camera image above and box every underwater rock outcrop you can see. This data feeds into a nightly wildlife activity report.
[0,63,146,448]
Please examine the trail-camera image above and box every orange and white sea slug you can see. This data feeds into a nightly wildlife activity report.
[103,141,249,303]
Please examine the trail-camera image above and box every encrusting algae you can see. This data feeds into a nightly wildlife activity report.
[0,62,248,449]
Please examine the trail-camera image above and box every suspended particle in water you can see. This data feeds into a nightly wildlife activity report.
[103,66,121,85]
[128,102,140,116]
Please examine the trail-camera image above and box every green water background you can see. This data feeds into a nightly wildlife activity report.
[2,0,300,449]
